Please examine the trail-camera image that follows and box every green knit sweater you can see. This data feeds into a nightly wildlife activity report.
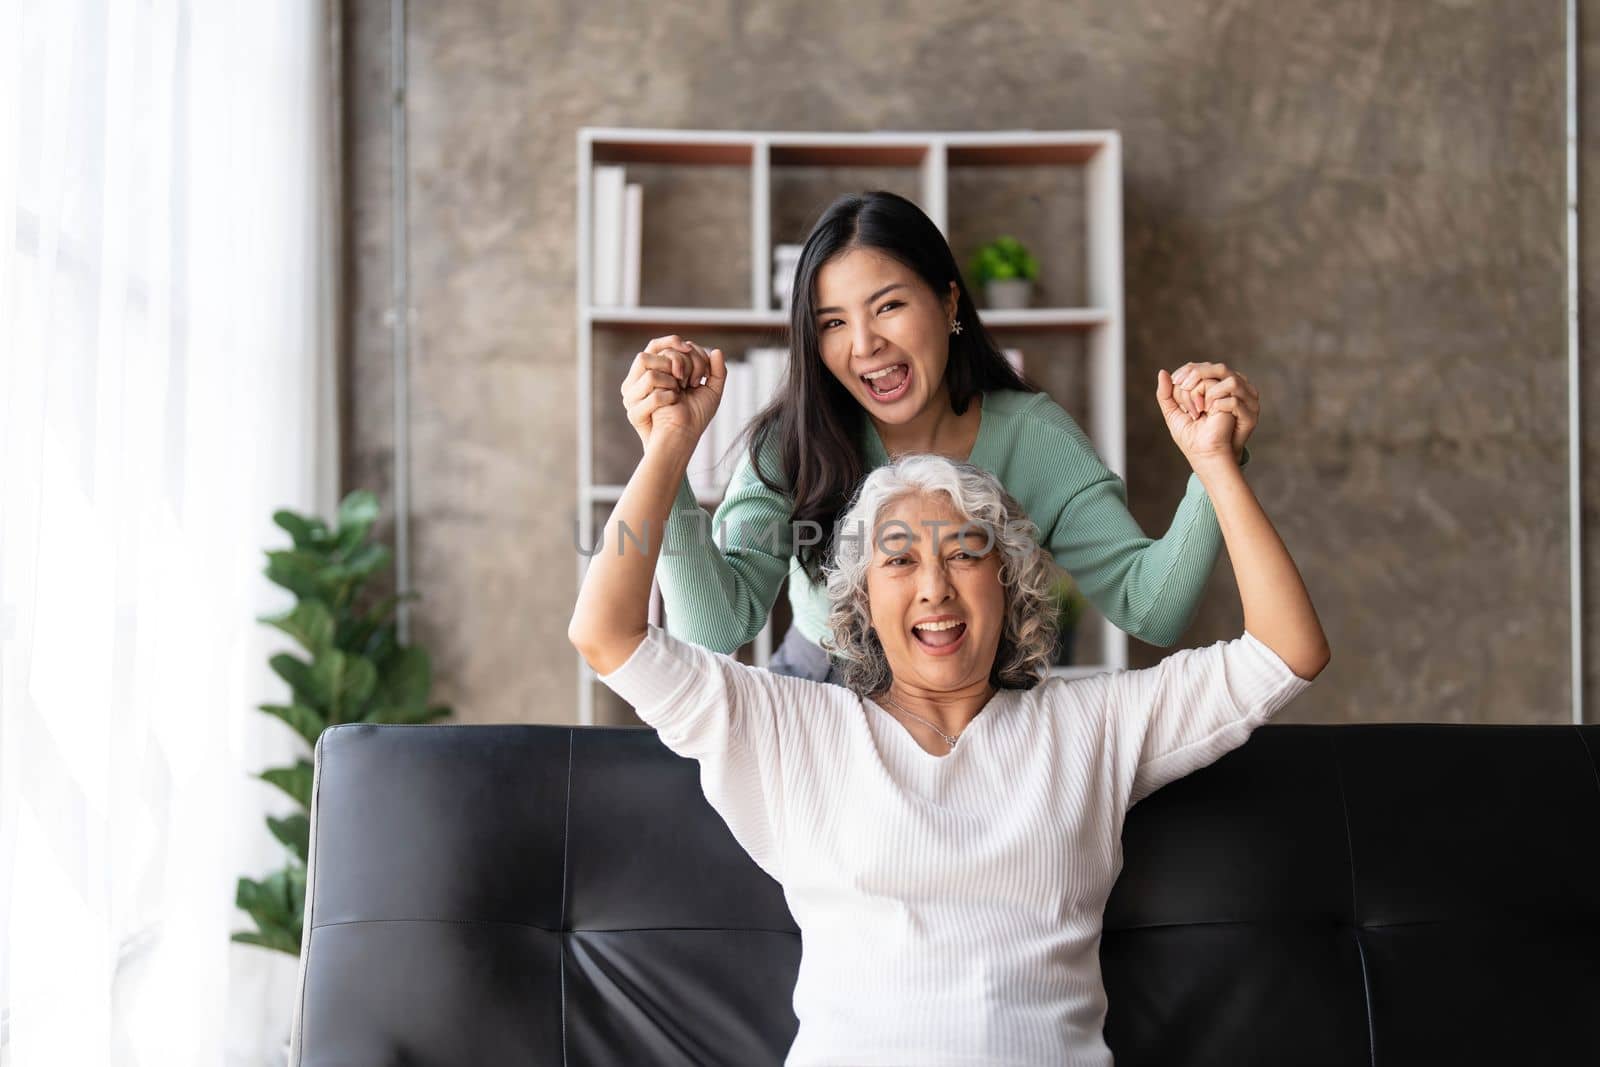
[657,388,1245,654]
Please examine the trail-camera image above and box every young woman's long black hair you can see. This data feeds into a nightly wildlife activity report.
[742,189,1037,584]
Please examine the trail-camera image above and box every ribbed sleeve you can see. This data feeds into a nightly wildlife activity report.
[1100,629,1313,805]
[596,623,804,879]
[1004,394,1227,648]
[655,440,795,653]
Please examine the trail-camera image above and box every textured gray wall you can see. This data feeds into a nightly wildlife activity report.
[343,0,1591,726]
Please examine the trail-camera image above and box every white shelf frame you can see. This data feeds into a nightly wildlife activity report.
[576,127,1127,725]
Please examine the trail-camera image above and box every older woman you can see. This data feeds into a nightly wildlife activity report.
[568,353,1329,1066]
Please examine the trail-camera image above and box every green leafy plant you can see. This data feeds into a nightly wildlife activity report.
[232,490,451,956]
[968,235,1040,285]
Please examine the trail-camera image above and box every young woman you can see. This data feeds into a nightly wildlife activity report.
[570,355,1328,1065]
[619,189,1261,682]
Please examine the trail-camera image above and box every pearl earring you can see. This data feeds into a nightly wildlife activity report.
[949,318,963,335]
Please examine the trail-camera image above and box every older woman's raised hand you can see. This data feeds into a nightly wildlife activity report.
[1157,366,1246,466]
[1163,362,1258,463]
[620,335,726,450]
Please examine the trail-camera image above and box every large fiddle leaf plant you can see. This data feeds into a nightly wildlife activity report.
[232,490,451,956]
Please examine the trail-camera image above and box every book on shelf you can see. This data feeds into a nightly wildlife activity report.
[591,165,622,305]
[687,346,790,501]
[590,165,642,307]
[622,182,642,307]
[747,346,787,414]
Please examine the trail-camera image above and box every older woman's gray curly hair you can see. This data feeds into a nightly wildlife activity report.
[818,454,1060,696]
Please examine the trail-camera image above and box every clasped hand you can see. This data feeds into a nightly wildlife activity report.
[619,334,725,450]
[1158,362,1260,465]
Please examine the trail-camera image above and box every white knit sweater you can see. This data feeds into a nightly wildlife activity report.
[597,624,1314,1066]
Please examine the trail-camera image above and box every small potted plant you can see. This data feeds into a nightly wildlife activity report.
[1050,572,1088,667]
[968,235,1040,310]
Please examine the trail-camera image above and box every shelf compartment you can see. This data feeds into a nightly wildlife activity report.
[768,163,928,281]
[589,132,754,166]
[950,163,1089,309]
[768,141,931,167]
[945,134,1115,166]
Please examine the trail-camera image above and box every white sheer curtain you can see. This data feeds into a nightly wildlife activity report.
[1,1,341,1064]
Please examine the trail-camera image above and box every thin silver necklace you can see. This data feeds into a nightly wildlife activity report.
[878,691,962,750]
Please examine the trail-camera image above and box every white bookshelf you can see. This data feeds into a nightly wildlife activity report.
[576,127,1126,725]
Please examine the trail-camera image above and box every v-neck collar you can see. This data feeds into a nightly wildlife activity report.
[863,390,990,469]
[862,689,1009,765]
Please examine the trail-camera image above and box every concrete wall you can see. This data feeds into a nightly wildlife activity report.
[343,0,1593,726]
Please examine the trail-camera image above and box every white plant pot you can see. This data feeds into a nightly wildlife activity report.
[984,279,1032,309]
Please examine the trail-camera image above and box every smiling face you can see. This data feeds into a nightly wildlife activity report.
[864,491,1006,695]
[812,247,959,424]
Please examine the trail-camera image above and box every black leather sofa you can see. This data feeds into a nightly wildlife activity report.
[288,722,1600,1066]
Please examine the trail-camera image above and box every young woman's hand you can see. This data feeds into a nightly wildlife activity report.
[1156,367,1243,466]
[620,335,725,449]
[1164,362,1259,462]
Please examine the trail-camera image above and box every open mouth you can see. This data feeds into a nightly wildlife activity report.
[860,362,911,403]
[911,619,967,655]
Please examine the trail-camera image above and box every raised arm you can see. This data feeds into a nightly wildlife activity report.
[1155,369,1329,679]
[1092,370,1326,808]
[570,343,807,880]
[1014,367,1261,647]
[614,335,793,654]
[569,345,727,674]
[1022,398,1229,647]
